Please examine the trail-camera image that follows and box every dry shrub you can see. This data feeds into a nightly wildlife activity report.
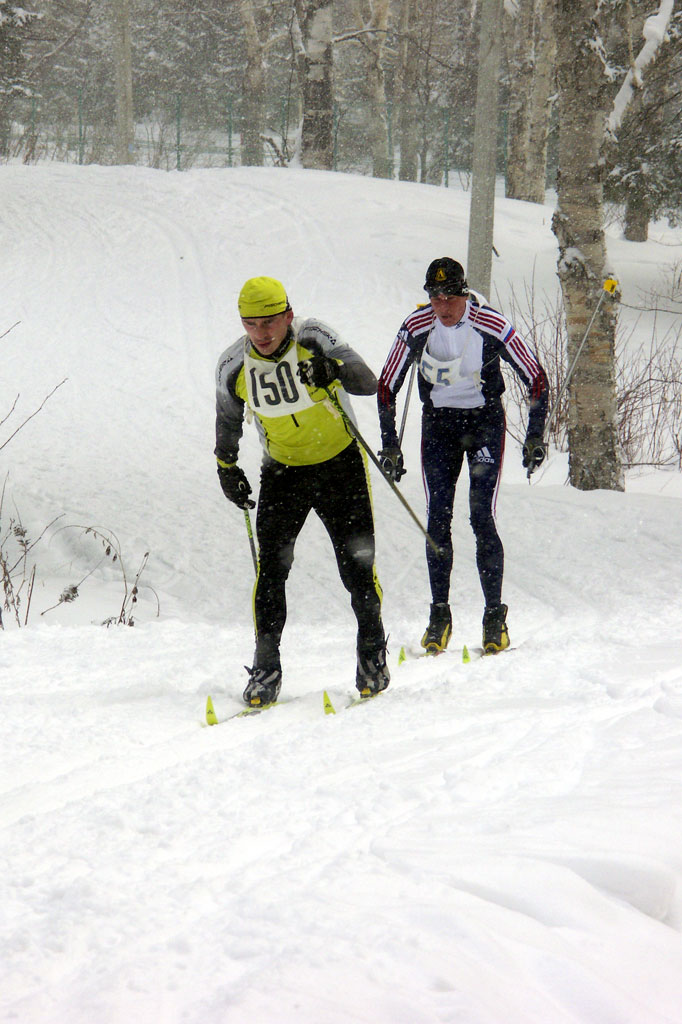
[498,271,682,470]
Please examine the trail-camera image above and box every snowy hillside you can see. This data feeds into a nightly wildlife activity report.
[1,163,682,1023]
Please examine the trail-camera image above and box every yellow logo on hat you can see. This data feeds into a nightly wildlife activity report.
[435,268,447,282]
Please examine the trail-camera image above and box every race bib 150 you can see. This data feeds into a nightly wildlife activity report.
[244,345,316,418]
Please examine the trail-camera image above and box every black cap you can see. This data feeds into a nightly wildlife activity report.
[424,257,469,297]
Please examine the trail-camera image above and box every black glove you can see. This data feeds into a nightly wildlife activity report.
[522,436,547,474]
[297,355,338,389]
[217,462,255,509]
[379,446,406,482]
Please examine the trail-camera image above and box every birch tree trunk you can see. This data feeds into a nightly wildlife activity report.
[525,1,555,202]
[112,0,134,165]
[295,0,334,169]
[239,0,265,166]
[467,0,503,296]
[353,0,391,179]
[505,0,555,202]
[504,0,534,199]
[624,190,650,241]
[396,0,419,182]
[621,84,651,241]
[552,0,623,491]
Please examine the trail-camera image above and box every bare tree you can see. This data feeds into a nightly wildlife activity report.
[552,0,675,491]
[467,0,503,295]
[294,0,334,169]
[605,1,680,242]
[504,0,556,203]
[350,0,392,178]
[525,4,555,199]
[552,0,622,490]
[239,0,269,166]
[0,3,40,156]
[395,0,419,181]
[112,0,134,164]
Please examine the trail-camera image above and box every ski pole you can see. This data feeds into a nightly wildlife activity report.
[243,507,258,574]
[398,360,416,446]
[398,317,438,445]
[544,277,618,443]
[322,387,440,555]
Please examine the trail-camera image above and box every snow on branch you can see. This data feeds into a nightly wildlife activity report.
[607,0,675,137]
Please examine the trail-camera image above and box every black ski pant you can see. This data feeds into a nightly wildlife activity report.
[422,402,505,609]
[253,441,384,667]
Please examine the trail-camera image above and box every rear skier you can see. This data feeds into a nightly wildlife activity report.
[215,276,389,706]
[377,258,548,655]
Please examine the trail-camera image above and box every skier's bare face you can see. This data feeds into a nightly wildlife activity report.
[429,294,467,327]
[241,310,294,356]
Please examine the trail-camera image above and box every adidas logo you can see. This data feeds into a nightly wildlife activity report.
[473,446,495,465]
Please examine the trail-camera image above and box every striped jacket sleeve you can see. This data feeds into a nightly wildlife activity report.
[471,303,549,438]
[377,306,434,446]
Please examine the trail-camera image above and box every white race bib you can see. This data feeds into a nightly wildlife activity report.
[419,319,484,408]
[418,350,466,388]
[244,344,316,418]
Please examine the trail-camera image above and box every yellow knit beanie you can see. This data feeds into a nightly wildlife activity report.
[238,277,289,318]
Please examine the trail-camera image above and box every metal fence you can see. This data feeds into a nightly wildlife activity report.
[3,87,468,184]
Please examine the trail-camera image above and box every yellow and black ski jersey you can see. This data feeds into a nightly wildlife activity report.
[215,317,377,467]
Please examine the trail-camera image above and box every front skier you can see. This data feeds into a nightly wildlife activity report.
[215,276,388,706]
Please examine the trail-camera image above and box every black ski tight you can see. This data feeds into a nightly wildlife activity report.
[422,403,505,608]
[253,442,384,661]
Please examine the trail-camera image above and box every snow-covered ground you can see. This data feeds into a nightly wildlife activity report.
[1,163,682,1023]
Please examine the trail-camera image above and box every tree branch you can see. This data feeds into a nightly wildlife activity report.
[607,0,676,136]
[0,379,68,453]
[1,322,20,341]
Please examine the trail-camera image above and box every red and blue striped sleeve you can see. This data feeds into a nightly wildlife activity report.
[377,307,433,446]
[471,304,548,435]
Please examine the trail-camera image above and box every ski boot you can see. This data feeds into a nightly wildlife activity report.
[243,665,282,707]
[356,640,390,698]
[482,603,509,655]
[421,602,452,655]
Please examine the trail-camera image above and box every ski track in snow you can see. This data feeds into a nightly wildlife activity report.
[1,165,682,1023]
